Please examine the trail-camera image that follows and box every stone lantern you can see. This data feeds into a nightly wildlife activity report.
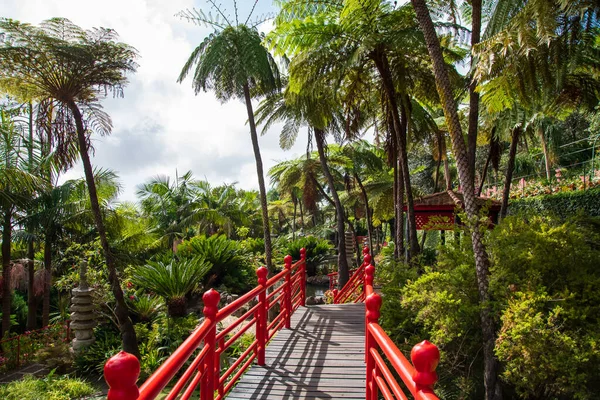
[70,261,96,353]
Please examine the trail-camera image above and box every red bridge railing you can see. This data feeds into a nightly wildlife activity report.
[332,247,371,304]
[361,249,441,400]
[104,249,306,400]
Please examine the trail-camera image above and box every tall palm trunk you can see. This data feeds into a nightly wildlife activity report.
[538,126,552,180]
[42,233,52,327]
[500,127,521,218]
[26,103,37,330]
[2,209,13,337]
[292,198,297,240]
[68,101,139,357]
[395,158,406,258]
[372,51,419,259]
[410,1,501,399]
[356,174,374,260]
[478,146,493,196]
[243,84,274,273]
[467,0,482,181]
[314,128,350,287]
[27,240,36,330]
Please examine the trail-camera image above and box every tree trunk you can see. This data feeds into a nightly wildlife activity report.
[538,126,552,181]
[444,156,452,190]
[2,209,13,337]
[42,234,52,327]
[356,174,374,260]
[68,101,139,357]
[243,84,273,273]
[372,51,419,260]
[299,199,304,230]
[410,1,501,399]
[292,199,297,240]
[314,128,349,287]
[26,239,36,330]
[467,0,482,182]
[478,144,493,196]
[26,102,37,330]
[500,127,521,218]
[396,159,405,258]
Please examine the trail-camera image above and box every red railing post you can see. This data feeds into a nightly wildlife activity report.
[284,255,292,329]
[201,289,220,400]
[299,248,307,307]
[104,351,141,400]
[365,292,382,400]
[256,266,268,366]
[411,340,440,395]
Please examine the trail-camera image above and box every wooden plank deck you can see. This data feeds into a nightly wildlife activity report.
[225,303,366,399]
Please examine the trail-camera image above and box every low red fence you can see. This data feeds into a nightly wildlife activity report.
[104,249,306,400]
[361,251,440,400]
[0,321,71,371]
[332,247,370,304]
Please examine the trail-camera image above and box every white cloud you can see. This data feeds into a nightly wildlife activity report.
[5,0,309,201]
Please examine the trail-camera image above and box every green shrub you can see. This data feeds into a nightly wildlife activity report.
[74,326,121,376]
[283,236,332,275]
[509,187,600,218]
[131,256,210,317]
[0,373,96,400]
[177,235,255,293]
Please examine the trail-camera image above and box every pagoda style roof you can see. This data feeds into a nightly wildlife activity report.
[408,190,501,211]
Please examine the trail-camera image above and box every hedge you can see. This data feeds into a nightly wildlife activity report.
[508,188,600,219]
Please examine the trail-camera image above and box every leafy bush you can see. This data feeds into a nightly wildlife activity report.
[132,256,211,317]
[283,236,332,275]
[74,326,121,376]
[509,187,600,218]
[177,235,255,293]
[0,373,96,400]
[391,215,600,399]
[127,293,164,323]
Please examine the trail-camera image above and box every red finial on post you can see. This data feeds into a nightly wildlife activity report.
[104,351,140,400]
[257,266,268,286]
[300,247,307,261]
[202,289,220,320]
[363,246,370,255]
[365,292,382,324]
[411,340,440,388]
[284,254,293,268]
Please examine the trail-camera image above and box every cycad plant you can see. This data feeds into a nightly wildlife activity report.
[132,257,211,317]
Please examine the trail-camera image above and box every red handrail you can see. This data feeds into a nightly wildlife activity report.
[333,246,371,304]
[103,249,307,400]
[363,254,441,400]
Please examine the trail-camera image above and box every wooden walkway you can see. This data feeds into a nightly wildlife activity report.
[226,303,366,399]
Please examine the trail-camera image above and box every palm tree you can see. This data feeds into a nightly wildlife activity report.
[410,0,508,398]
[177,3,281,273]
[0,18,140,355]
[0,108,44,336]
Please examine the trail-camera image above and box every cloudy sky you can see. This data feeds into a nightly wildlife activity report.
[4,0,310,202]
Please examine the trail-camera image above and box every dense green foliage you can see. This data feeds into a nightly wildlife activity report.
[381,216,600,399]
[0,373,96,400]
[509,188,600,219]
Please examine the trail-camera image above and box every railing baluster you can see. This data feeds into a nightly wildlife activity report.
[366,292,382,400]
[283,255,292,329]
[256,266,268,366]
[299,248,306,307]
[201,289,220,400]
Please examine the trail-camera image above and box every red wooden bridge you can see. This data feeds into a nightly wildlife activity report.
[104,248,441,400]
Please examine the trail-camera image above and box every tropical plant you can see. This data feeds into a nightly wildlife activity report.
[177,2,282,273]
[0,17,140,355]
[131,256,211,317]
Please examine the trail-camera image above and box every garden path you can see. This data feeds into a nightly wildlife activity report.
[225,303,366,399]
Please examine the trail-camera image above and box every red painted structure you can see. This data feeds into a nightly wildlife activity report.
[405,190,501,230]
[104,249,306,400]
[104,246,440,399]
[362,255,441,399]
